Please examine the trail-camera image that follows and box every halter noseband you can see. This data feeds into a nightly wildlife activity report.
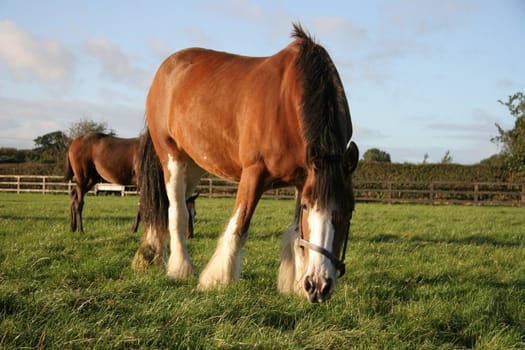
[297,206,350,278]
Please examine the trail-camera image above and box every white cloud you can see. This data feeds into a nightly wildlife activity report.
[145,38,170,59]
[84,36,151,89]
[180,26,215,46]
[385,0,476,34]
[0,20,74,85]
[0,96,144,149]
[311,17,368,44]
[84,36,133,81]
[223,0,265,22]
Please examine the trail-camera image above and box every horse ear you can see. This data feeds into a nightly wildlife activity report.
[343,141,359,174]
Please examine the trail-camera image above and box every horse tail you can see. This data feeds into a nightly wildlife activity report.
[138,128,168,234]
[64,152,74,182]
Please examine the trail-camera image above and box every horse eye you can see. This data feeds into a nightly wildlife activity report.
[301,203,308,211]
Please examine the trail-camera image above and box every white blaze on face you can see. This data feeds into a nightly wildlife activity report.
[306,205,336,279]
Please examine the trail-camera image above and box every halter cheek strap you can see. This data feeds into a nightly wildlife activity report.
[298,238,346,277]
[296,207,350,278]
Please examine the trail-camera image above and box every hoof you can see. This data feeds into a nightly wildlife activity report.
[166,255,195,280]
[131,245,162,271]
[197,267,234,291]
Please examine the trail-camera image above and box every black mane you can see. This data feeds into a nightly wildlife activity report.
[292,23,353,209]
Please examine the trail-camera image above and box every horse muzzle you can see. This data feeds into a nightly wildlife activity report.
[303,274,334,303]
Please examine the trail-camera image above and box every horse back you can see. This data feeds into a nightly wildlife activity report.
[147,42,306,184]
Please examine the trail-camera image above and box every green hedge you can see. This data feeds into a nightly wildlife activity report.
[354,162,525,183]
[2,161,525,183]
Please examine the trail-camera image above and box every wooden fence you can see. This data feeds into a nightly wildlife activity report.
[1,175,524,207]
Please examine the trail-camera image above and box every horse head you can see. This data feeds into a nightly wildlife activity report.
[298,141,359,303]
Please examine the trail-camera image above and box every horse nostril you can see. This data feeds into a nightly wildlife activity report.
[304,276,315,294]
[320,278,333,300]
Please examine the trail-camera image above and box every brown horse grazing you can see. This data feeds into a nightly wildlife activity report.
[133,24,359,303]
[66,132,140,232]
[65,132,199,235]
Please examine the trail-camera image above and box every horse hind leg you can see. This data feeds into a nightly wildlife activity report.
[69,188,84,232]
[69,190,77,232]
[132,223,167,269]
[164,156,194,279]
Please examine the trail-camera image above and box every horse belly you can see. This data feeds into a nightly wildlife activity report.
[181,133,243,182]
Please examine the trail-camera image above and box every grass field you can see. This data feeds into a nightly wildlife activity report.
[0,193,524,349]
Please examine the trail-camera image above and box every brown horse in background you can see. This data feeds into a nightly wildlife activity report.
[134,24,359,303]
[65,132,140,232]
[65,132,198,234]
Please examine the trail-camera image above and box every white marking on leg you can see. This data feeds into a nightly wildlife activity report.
[143,224,165,256]
[306,206,336,281]
[165,156,194,279]
[132,224,166,270]
[198,208,243,290]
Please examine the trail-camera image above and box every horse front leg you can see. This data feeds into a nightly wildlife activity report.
[198,164,265,290]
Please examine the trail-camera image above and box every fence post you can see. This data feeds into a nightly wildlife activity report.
[474,183,479,204]
[208,178,213,198]
[429,182,434,204]
[387,181,392,204]
[16,176,20,194]
[42,176,46,194]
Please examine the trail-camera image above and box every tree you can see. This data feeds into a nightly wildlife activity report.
[68,117,115,140]
[0,148,30,163]
[480,153,506,167]
[363,148,391,162]
[492,92,525,171]
[33,131,69,163]
[440,150,453,164]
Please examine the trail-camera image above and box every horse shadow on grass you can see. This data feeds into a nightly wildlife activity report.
[358,233,522,248]
[352,233,525,303]
[0,215,66,223]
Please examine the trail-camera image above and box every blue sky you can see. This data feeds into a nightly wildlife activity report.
[0,0,523,164]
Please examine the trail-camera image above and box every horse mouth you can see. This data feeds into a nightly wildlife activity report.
[304,275,334,303]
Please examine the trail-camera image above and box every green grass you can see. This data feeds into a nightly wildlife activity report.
[1,193,524,349]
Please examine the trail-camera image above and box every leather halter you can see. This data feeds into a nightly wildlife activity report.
[296,205,350,277]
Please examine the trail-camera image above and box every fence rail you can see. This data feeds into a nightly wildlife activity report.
[1,175,524,206]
